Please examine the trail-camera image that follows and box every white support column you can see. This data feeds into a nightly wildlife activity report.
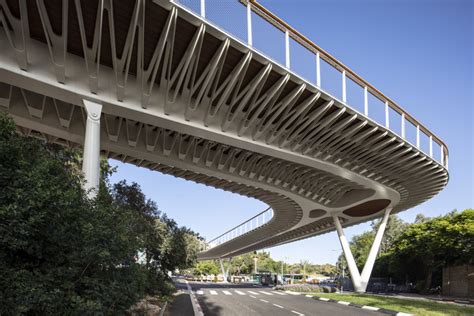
[285,30,290,69]
[360,208,392,286]
[82,99,102,197]
[316,52,321,87]
[333,208,392,293]
[219,258,229,283]
[226,257,232,281]
[247,1,253,46]
[385,101,390,128]
[364,86,369,116]
[342,70,347,103]
[333,215,363,291]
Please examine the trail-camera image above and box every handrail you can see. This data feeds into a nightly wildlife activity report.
[172,0,448,168]
[207,207,272,247]
[241,0,448,165]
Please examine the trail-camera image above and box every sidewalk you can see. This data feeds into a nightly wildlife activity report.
[165,291,194,316]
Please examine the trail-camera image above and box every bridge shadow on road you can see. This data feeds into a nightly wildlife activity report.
[190,282,264,316]
[196,295,223,316]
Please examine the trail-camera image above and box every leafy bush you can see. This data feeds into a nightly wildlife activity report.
[275,284,323,292]
[321,286,336,293]
[0,113,201,314]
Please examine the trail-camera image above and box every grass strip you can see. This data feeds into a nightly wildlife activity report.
[311,293,473,316]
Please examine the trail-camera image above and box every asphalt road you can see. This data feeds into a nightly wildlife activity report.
[171,279,382,316]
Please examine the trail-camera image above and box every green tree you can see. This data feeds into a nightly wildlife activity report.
[335,209,473,292]
[0,114,142,313]
[0,113,200,314]
[372,215,408,254]
[388,210,474,291]
[194,261,220,276]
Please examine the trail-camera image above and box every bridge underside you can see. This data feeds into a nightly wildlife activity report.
[0,0,448,261]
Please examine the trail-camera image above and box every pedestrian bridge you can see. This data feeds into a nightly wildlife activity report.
[0,0,448,291]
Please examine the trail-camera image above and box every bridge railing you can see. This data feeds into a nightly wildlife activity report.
[173,0,448,170]
[205,207,273,249]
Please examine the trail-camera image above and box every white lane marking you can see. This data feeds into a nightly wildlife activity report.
[337,301,351,305]
[249,295,257,299]
[273,304,284,309]
[196,290,204,295]
[209,290,218,295]
[319,297,330,301]
[273,291,287,295]
[305,294,312,297]
[259,299,269,303]
[285,291,300,295]
[222,290,232,295]
[396,313,413,316]
[362,306,380,311]
[247,291,260,295]
[291,311,305,316]
[259,291,273,295]
[234,290,246,295]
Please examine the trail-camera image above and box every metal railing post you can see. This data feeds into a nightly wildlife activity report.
[200,0,205,17]
[364,86,369,116]
[285,30,290,68]
[441,145,444,165]
[385,101,390,129]
[342,70,347,103]
[316,52,321,87]
[401,113,406,139]
[247,1,253,46]
[416,125,420,148]
[429,136,433,157]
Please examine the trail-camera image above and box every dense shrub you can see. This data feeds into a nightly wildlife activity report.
[276,284,323,293]
[275,283,338,293]
[0,113,200,314]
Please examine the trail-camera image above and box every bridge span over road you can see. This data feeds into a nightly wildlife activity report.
[0,0,448,292]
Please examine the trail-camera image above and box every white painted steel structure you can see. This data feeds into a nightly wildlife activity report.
[0,0,448,292]
[207,207,273,249]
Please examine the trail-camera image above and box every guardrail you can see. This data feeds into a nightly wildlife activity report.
[174,0,449,170]
[206,207,273,249]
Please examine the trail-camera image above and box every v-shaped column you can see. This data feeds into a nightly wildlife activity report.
[333,208,391,292]
[219,258,232,283]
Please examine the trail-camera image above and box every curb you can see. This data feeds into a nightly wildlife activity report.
[184,280,204,316]
[367,292,474,306]
[158,301,168,316]
[311,295,412,316]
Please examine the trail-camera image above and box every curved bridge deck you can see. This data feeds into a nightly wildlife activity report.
[0,0,448,260]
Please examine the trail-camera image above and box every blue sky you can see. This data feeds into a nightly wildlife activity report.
[110,0,473,265]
